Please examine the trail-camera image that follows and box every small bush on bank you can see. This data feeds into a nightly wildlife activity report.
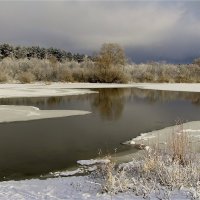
[193,58,200,67]
[18,72,35,83]
[94,67,128,83]
[0,71,8,82]
[58,68,74,82]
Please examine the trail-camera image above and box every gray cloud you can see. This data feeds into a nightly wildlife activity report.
[0,1,200,63]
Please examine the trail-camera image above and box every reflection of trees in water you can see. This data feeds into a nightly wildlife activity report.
[130,88,200,105]
[0,93,96,108]
[0,97,63,107]
[92,89,128,120]
[0,88,199,120]
[47,97,62,105]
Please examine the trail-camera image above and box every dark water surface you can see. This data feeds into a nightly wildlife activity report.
[0,88,200,180]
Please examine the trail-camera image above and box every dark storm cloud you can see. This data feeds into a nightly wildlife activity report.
[0,1,200,63]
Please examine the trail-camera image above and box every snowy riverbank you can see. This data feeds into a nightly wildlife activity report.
[0,175,194,200]
[0,83,200,99]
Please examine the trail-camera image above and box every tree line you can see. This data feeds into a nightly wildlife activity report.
[0,43,91,62]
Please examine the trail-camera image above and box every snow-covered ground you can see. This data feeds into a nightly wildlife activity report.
[122,121,200,149]
[0,174,194,200]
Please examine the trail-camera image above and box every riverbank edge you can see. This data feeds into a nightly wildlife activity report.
[0,82,199,99]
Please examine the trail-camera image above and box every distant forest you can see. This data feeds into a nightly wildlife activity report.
[0,43,91,62]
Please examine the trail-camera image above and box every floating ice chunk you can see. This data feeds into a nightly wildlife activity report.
[77,159,110,166]
[52,168,84,177]
[0,105,91,123]
[121,140,135,145]
[183,129,200,133]
[32,106,40,111]
[130,140,136,145]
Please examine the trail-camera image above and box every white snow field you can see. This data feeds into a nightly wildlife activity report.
[0,174,195,200]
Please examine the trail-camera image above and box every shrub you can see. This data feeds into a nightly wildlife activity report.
[18,72,35,83]
[94,67,128,83]
[0,71,8,82]
[193,58,200,67]
[58,68,73,82]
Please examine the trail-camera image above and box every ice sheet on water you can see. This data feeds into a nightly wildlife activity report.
[77,159,110,166]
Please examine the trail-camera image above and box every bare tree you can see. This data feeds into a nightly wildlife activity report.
[96,43,126,69]
[193,58,200,67]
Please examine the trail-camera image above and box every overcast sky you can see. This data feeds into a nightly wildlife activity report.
[0,1,200,63]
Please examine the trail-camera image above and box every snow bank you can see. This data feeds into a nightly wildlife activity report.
[0,105,91,123]
[0,175,194,200]
[135,83,200,93]
[0,83,97,99]
[122,121,200,151]
[0,83,200,100]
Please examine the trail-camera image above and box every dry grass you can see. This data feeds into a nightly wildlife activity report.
[92,123,200,199]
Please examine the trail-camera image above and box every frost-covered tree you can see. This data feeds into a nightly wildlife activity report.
[193,58,200,67]
[0,43,91,62]
[14,46,28,59]
[0,43,14,58]
[96,43,126,69]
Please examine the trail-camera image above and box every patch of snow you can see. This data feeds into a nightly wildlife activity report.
[135,83,200,93]
[0,83,97,99]
[0,105,91,123]
[87,166,98,172]
[77,159,110,166]
[183,129,200,133]
[52,168,84,177]
[27,111,40,117]
[50,166,99,178]
[0,175,194,200]
[121,140,136,145]
[144,145,151,152]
